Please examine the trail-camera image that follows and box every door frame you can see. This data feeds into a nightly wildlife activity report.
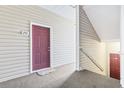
[30,22,53,73]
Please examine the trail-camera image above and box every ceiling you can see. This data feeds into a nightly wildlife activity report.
[39,5,120,42]
[83,5,120,42]
[40,5,76,22]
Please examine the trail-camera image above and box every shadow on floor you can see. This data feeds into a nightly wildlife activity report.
[60,70,121,88]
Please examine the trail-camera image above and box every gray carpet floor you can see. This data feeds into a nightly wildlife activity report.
[60,70,121,88]
[0,64,121,88]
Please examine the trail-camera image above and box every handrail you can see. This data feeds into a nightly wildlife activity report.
[80,48,104,72]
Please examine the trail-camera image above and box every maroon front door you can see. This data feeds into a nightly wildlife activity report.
[110,53,120,80]
[32,24,50,71]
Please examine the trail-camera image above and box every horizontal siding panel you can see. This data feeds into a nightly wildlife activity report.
[0,43,29,47]
[0,27,29,33]
[0,24,29,30]
[0,6,67,25]
[0,63,29,72]
[0,20,29,28]
[0,31,24,36]
[0,56,29,62]
[0,60,29,65]
[0,36,29,41]
[0,50,29,55]
[0,47,29,51]
[1,6,51,18]
[0,8,33,19]
[0,38,28,42]
[0,16,29,25]
[0,68,29,79]
[0,7,46,22]
[0,53,29,59]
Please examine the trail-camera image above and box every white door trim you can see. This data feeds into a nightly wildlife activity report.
[30,22,53,73]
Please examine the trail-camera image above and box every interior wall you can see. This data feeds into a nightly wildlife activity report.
[79,5,106,75]
[0,6,76,82]
[106,42,120,77]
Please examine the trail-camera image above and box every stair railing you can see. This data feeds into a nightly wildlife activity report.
[80,48,104,72]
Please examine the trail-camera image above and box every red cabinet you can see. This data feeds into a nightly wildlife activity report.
[110,53,120,80]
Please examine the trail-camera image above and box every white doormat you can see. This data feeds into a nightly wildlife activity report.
[36,68,55,76]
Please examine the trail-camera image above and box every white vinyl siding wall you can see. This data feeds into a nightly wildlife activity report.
[79,6,106,75]
[0,6,75,82]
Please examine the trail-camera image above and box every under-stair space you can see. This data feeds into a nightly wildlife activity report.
[79,5,106,75]
[78,5,120,82]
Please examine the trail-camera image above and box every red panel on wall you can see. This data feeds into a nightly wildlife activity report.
[32,25,50,71]
[110,53,120,80]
